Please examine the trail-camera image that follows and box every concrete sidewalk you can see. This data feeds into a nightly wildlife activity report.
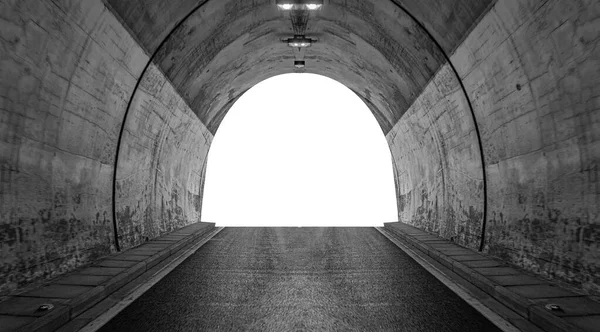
[0,222,221,332]
[379,222,600,332]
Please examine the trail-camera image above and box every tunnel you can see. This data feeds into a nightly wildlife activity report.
[0,0,599,330]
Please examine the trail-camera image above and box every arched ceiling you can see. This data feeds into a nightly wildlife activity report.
[105,0,493,134]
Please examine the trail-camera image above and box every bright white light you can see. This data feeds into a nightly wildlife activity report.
[202,74,398,227]
[289,41,310,47]
[306,4,322,10]
[277,4,293,10]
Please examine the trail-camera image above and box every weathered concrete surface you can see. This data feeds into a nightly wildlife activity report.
[387,63,484,250]
[0,0,147,295]
[107,0,494,57]
[451,0,600,294]
[389,0,496,55]
[115,64,212,249]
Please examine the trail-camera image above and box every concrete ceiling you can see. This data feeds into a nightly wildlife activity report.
[105,0,494,134]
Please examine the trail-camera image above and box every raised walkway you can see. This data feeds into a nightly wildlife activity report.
[0,222,221,332]
[378,222,600,332]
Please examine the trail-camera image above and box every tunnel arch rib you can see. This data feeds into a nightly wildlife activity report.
[387,1,488,251]
[110,0,214,251]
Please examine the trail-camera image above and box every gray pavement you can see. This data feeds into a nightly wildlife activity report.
[98,228,501,331]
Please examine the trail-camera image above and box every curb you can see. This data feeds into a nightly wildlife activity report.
[0,222,221,332]
[379,222,600,332]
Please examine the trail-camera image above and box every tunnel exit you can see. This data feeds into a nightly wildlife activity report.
[202,74,398,227]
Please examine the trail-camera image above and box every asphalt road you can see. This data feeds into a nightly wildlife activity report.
[99,228,501,331]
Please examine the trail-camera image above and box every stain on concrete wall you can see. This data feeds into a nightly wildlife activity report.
[387,63,484,250]
[115,64,212,250]
[0,0,148,294]
[451,0,600,294]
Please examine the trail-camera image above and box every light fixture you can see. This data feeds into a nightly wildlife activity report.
[276,0,324,10]
[294,60,305,68]
[290,41,310,47]
[286,35,313,48]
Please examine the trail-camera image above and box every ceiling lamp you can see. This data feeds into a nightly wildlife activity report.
[276,0,323,10]
[286,35,313,48]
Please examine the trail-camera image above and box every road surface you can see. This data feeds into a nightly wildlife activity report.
[99,227,501,331]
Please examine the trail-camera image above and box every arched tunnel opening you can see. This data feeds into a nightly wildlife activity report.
[113,0,491,251]
[202,73,397,227]
[0,0,598,330]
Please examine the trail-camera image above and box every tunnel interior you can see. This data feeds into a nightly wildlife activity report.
[1,0,598,297]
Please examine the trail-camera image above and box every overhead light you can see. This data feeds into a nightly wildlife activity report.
[275,0,324,10]
[290,41,310,47]
[287,36,312,48]
[294,60,305,68]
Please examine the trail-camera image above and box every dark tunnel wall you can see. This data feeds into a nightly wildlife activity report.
[0,0,598,296]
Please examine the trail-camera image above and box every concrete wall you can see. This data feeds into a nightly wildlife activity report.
[449,0,600,294]
[115,64,212,249]
[387,64,484,250]
[0,0,147,294]
[0,0,214,294]
[390,0,599,294]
